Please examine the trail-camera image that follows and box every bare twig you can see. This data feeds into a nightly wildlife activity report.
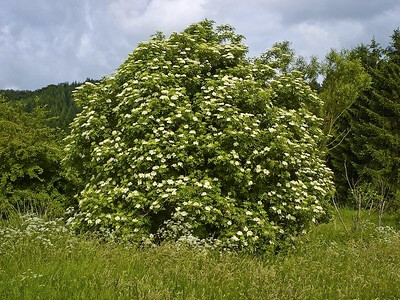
[343,161,361,231]
[326,128,350,147]
[331,196,349,234]
[328,129,351,151]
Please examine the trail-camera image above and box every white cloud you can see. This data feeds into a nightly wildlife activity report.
[109,0,207,34]
[0,0,399,90]
[77,34,92,59]
[290,22,340,57]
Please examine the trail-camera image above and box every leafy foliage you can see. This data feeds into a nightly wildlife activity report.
[260,41,322,91]
[64,20,334,252]
[1,82,83,133]
[320,49,371,139]
[325,31,400,209]
[0,95,75,217]
[320,50,372,200]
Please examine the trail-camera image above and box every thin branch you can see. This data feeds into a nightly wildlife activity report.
[326,128,349,147]
[331,196,349,234]
[328,129,351,151]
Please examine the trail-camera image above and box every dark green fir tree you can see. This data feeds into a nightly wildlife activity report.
[336,30,400,204]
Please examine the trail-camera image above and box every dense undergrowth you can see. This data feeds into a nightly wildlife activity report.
[0,209,399,299]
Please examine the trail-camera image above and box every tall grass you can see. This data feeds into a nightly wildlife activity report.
[0,210,399,299]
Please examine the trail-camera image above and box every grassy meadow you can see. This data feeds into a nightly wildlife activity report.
[0,209,399,299]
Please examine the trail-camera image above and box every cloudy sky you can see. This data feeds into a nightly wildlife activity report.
[1,0,399,90]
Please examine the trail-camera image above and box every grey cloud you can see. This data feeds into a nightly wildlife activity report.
[0,0,399,90]
[265,0,399,24]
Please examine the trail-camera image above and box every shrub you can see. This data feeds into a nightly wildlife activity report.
[64,20,334,252]
[0,98,75,218]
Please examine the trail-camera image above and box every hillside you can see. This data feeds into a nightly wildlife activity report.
[0,81,87,133]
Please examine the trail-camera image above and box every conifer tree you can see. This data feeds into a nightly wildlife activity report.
[349,30,400,200]
[328,30,400,205]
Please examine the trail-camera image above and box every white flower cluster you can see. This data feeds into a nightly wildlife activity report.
[0,214,72,254]
[64,20,334,253]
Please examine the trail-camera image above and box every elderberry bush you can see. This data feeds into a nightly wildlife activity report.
[64,20,334,253]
